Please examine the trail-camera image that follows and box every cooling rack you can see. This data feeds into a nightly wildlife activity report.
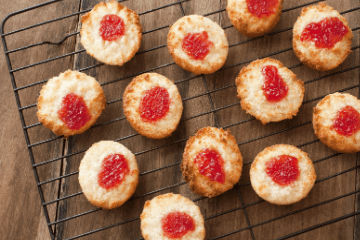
[2,0,360,239]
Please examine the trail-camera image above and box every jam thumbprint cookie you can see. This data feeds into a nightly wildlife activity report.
[250,144,316,205]
[293,3,353,71]
[313,93,360,153]
[227,0,283,37]
[236,58,304,124]
[181,127,243,198]
[79,141,139,209]
[123,73,183,139]
[140,193,205,240]
[81,1,142,66]
[167,15,229,75]
[37,70,106,138]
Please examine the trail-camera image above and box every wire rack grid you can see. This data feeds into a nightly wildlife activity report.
[2,0,360,239]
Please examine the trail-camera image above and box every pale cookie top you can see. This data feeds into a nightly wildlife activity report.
[227,0,283,37]
[293,3,352,71]
[167,15,228,75]
[123,73,183,139]
[236,58,304,124]
[79,141,139,209]
[140,193,205,240]
[37,70,106,137]
[313,92,360,153]
[81,1,142,66]
[181,127,243,198]
[250,144,316,205]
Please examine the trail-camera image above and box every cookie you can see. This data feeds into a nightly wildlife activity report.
[227,0,283,37]
[81,1,142,66]
[181,127,243,198]
[140,193,205,240]
[123,73,183,139]
[37,70,106,138]
[236,58,304,124]
[167,15,228,75]
[293,3,353,71]
[250,144,316,205]
[313,92,360,153]
[78,141,139,209]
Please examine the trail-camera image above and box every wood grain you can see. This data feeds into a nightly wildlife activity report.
[0,0,81,239]
[1,0,360,239]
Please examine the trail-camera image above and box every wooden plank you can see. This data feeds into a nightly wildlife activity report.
[2,0,359,240]
[355,153,360,240]
[351,0,360,238]
[0,0,81,239]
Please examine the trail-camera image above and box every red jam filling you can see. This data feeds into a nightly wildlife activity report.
[246,0,279,18]
[262,65,288,102]
[98,154,130,190]
[182,31,213,60]
[300,17,349,49]
[161,212,196,239]
[332,105,360,136]
[194,148,225,184]
[99,14,125,41]
[265,155,300,186]
[58,93,91,130]
[139,86,170,122]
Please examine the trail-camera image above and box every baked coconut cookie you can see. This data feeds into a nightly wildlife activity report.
[123,73,183,139]
[81,1,142,66]
[236,58,304,124]
[250,144,316,205]
[227,0,283,37]
[140,193,205,240]
[313,92,360,153]
[37,70,106,138]
[79,141,139,209]
[293,3,353,71]
[181,127,243,198]
[167,15,228,75]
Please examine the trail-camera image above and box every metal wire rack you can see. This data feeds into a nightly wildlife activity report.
[2,0,360,239]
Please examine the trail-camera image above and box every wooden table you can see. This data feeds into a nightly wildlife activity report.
[1,0,359,239]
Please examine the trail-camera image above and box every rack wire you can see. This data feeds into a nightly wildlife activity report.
[2,0,360,239]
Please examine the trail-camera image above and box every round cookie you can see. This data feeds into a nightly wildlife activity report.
[293,3,353,71]
[78,141,139,209]
[140,193,205,240]
[37,70,106,138]
[313,92,360,153]
[81,1,142,66]
[167,15,229,75]
[181,127,243,198]
[236,58,304,124]
[123,73,183,139]
[227,0,283,37]
[250,144,316,205]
